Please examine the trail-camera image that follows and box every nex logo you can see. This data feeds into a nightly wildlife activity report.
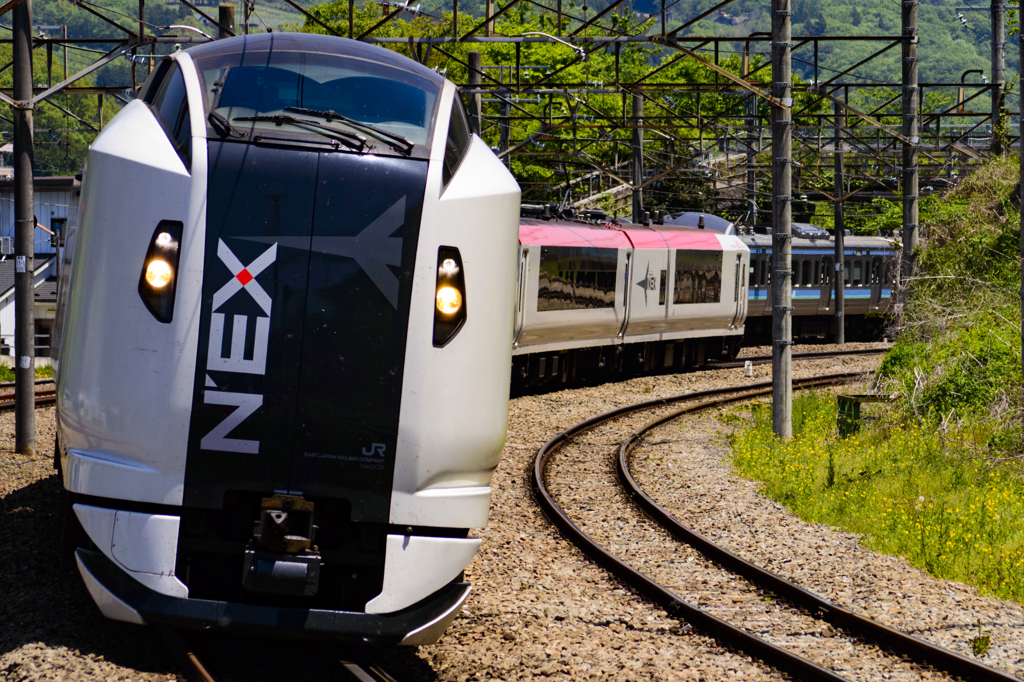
[201,240,277,455]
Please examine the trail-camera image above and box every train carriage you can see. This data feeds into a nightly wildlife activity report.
[55,33,520,645]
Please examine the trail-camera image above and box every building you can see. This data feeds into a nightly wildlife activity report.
[0,175,74,360]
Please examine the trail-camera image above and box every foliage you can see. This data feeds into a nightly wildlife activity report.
[728,391,1024,603]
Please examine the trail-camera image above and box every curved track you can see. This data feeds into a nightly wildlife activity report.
[159,627,401,682]
[533,371,1019,682]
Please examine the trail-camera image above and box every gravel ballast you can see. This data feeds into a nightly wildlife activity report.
[4,344,1019,681]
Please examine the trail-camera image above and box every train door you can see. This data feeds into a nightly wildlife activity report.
[512,245,528,346]
[869,257,883,309]
[817,256,832,313]
[730,253,745,328]
[623,247,672,336]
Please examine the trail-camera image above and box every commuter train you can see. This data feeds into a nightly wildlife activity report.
[510,210,897,391]
[510,210,750,393]
[54,33,520,645]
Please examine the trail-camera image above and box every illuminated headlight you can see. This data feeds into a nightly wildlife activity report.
[436,286,463,315]
[145,259,173,288]
[138,221,184,323]
[433,246,467,347]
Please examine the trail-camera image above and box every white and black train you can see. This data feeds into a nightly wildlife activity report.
[53,33,520,645]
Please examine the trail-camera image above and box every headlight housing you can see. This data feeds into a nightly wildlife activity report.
[433,246,467,347]
[138,221,183,323]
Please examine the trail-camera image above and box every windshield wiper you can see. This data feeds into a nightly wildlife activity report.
[232,114,366,151]
[208,111,242,138]
[285,106,415,155]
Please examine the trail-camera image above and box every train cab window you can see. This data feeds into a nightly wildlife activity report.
[145,60,192,170]
[442,96,472,189]
[194,43,443,153]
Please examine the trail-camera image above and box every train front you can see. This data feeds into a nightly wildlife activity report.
[55,33,521,644]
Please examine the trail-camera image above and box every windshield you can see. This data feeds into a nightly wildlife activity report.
[192,43,441,148]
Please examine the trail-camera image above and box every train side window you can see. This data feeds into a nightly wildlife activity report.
[843,259,851,286]
[749,263,756,287]
[139,59,172,103]
[147,61,192,171]
[853,260,863,286]
[659,270,667,305]
[801,260,811,287]
[441,95,472,190]
[767,257,772,285]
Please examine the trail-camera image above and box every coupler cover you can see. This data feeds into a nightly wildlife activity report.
[243,550,321,597]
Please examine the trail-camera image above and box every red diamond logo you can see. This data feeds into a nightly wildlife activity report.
[236,268,253,286]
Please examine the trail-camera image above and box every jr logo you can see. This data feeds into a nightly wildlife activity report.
[362,443,387,457]
[201,240,277,455]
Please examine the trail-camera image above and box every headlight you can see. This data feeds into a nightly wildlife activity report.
[138,221,184,323]
[145,259,173,288]
[435,286,463,315]
[433,246,467,347]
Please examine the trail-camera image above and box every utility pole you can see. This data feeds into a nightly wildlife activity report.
[901,0,919,292]
[467,51,482,136]
[14,0,35,456]
[631,92,644,223]
[219,3,235,38]
[1020,35,1023,443]
[771,0,792,440]
[991,0,1005,144]
[833,99,845,344]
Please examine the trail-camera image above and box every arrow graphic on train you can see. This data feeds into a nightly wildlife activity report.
[239,196,406,309]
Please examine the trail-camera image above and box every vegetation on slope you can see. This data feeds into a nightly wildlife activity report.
[726,157,1024,602]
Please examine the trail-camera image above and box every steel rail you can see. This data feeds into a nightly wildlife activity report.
[711,346,890,369]
[0,387,55,410]
[617,384,1022,682]
[532,373,865,682]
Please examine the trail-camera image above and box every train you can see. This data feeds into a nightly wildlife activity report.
[511,209,898,392]
[53,33,520,645]
[51,31,898,647]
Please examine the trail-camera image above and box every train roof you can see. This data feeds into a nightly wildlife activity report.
[519,217,736,251]
[183,33,447,89]
[741,232,897,250]
[666,212,735,235]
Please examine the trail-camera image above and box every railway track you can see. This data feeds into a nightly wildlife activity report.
[710,346,889,370]
[532,371,1019,682]
[0,386,56,411]
[160,626,401,682]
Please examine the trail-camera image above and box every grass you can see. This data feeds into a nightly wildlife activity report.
[726,391,1024,604]
[0,364,54,382]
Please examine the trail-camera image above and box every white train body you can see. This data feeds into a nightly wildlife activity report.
[510,217,749,390]
[55,33,519,645]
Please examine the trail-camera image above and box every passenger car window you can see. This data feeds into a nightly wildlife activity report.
[442,96,472,189]
[146,60,192,170]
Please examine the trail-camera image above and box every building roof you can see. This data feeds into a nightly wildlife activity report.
[0,255,57,301]
[35,277,57,303]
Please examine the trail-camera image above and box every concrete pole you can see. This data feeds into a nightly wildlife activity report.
[771,0,792,440]
[833,99,845,344]
[219,3,235,38]
[991,0,1005,140]
[1020,34,1023,443]
[467,51,482,136]
[901,0,919,291]
[631,93,644,223]
[13,0,35,456]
